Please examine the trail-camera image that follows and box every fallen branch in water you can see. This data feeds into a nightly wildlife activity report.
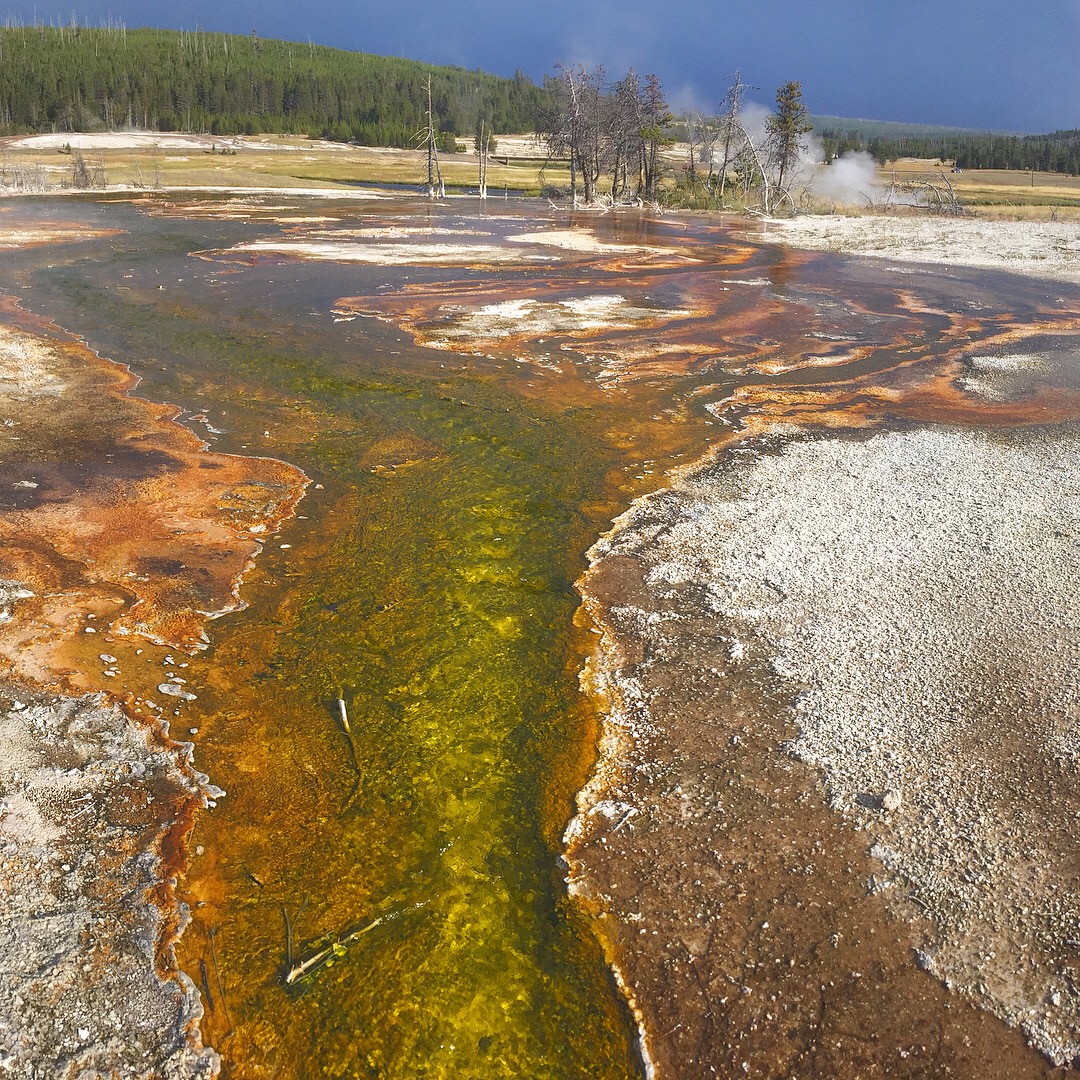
[284,915,385,985]
[199,958,214,1013]
[335,692,360,770]
[207,927,234,1034]
[282,905,293,971]
[284,902,424,986]
[334,691,364,812]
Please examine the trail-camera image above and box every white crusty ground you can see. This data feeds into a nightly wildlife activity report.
[594,422,1080,1064]
[0,686,219,1078]
[758,214,1080,283]
[425,295,691,346]
[956,352,1053,401]
[4,133,353,153]
[218,239,549,264]
[505,229,671,255]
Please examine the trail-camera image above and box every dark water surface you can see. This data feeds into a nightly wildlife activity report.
[5,195,1079,1079]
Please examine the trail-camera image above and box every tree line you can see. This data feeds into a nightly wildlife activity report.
[818,125,1080,176]
[0,24,546,145]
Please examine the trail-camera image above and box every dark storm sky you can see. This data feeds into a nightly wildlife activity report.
[5,0,1078,131]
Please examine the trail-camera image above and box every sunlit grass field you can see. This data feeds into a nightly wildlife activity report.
[0,133,567,195]
[3,132,1080,216]
[873,157,1080,216]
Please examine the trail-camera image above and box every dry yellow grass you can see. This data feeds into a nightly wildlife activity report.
[0,133,568,194]
[875,158,1080,218]
[3,134,1079,218]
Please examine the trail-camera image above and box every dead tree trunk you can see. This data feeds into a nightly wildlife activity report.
[421,76,444,199]
[734,122,772,215]
[477,120,489,200]
[718,71,751,208]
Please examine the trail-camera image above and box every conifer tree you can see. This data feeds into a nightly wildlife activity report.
[765,80,812,198]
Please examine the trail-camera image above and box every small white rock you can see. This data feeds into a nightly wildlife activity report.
[158,683,197,701]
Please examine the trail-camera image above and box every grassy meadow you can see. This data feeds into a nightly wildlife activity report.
[3,131,1080,217]
[0,133,566,195]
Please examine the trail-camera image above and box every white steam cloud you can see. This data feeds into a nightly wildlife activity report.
[810,150,882,205]
[681,100,883,208]
[738,100,772,148]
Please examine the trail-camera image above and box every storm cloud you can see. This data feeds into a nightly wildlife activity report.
[4,0,1078,131]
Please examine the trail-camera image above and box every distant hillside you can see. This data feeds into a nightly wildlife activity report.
[808,115,1020,140]
[0,25,548,146]
[810,115,1080,175]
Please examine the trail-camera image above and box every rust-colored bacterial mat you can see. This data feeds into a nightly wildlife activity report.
[0,195,1077,1080]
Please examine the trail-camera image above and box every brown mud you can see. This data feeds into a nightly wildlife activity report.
[570,553,1067,1079]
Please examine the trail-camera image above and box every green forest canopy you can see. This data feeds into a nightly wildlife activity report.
[813,116,1080,176]
[1,24,1078,175]
[0,24,547,146]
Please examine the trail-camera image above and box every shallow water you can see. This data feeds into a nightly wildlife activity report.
[2,196,692,1079]
[5,195,1080,1078]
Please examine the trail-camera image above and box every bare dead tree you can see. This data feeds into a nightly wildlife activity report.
[539,64,606,205]
[71,150,92,188]
[6,162,50,193]
[610,69,644,202]
[685,110,718,185]
[734,122,774,214]
[640,73,670,200]
[536,66,577,201]
[901,171,968,215]
[417,75,444,199]
[717,70,753,205]
[540,64,673,207]
[475,119,490,199]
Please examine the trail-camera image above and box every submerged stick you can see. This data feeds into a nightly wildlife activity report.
[284,915,384,986]
[284,902,423,987]
[199,958,215,1013]
[334,690,362,783]
[207,927,234,1035]
[282,905,293,971]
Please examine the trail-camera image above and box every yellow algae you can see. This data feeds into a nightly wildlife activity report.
[9,195,1080,1080]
